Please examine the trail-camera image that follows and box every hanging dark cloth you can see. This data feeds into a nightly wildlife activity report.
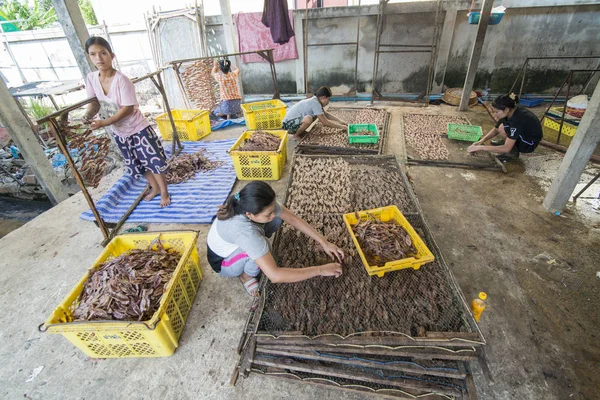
[261,0,295,45]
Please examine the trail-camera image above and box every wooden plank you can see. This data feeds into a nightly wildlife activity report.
[48,120,109,239]
[296,144,379,155]
[253,355,463,397]
[239,336,256,378]
[101,188,147,246]
[256,348,467,380]
[37,97,97,124]
[425,332,481,341]
[168,49,274,65]
[458,362,479,400]
[229,366,239,387]
[37,71,161,124]
[255,334,484,348]
[258,344,478,361]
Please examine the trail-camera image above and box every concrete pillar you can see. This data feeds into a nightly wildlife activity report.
[219,0,245,101]
[294,11,305,94]
[543,81,600,213]
[52,0,95,79]
[0,80,70,205]
[431,6,458,94]
[459,0,493,111]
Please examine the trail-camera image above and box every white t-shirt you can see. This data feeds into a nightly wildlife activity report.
[282,96,323,123]
[207,202,283,260]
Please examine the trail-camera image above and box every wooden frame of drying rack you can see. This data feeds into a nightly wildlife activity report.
[168,49,281,107]
[37,70,182,246]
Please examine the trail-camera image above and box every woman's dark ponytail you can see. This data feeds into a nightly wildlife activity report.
[216,194,240,220]
[492,92,519,110]
[219,59,231,74]
[217,181,276,220]
[315,86,332,98]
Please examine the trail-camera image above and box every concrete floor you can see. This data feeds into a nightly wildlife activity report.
[0,103,598,399]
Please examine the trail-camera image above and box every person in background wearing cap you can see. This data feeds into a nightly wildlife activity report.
[467,93,543,162]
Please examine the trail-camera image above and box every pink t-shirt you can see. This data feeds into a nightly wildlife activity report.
[85,71,150,138]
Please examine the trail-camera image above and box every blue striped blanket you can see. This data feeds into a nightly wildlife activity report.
[80,139,237,224]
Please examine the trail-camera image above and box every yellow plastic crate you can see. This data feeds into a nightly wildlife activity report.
[343,206,435,278]
[228,130,288,181]
[41,231,201,358]
[241,100,287,130]
[155,109,211,141]
[543,115,578,137]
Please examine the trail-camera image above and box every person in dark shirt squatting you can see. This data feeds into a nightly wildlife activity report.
[467,93,543,162]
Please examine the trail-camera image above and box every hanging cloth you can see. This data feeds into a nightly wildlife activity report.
[261,0,295,45]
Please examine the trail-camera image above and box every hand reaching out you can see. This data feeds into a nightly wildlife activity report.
[322,241,344,263]
[319,262,343,278]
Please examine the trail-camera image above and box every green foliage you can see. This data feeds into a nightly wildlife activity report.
[0,0,57,30]
[27,98,54,121]
[78,0,98,26]
[0,0,98,30]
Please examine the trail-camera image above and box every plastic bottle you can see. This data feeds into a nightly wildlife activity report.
[10,145,20,159]
[471,292,487,322]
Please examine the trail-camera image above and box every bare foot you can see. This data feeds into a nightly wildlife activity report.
[160,193,171,208]
[144,188,160,201]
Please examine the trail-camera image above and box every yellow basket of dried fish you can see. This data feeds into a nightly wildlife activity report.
[343,206,435,278]
[40,231,201,358]
[155,109,211,141]
[228,130,288,181]
[241,99,287,130]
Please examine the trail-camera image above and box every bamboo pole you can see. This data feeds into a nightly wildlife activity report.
[48,120,109,240]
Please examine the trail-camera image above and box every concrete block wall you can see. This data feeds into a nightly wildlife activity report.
[1,0,598,98]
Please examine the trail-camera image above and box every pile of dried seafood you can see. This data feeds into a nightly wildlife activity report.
[66,125,111,188]
[73,240,181,321]
[238,131,281,152]
[403,114,469,160]
[180,60,220,111]
[300,108,387,149]
[166,149,222,184]
[351,214,417,266]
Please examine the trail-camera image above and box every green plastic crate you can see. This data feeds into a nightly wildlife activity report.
[447,123,483,142]
[348,124,380,144]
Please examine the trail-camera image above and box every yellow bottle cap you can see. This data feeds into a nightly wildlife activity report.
[479,292,487,300]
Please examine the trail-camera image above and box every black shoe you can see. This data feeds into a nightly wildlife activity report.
[496,151,520,162]
[491,138,505,146]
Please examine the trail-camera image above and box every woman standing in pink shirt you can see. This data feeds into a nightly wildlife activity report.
[83,36,171,207]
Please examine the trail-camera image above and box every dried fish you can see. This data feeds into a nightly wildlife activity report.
[166,149,222,184]
[72,240,180,322]
[300,108,387,148]
[65,126,111,188]
[259,157,465,336]
[403,114,468,160]
[238,131,281,152]
[180,60,220,111]
[351,213,417,266]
